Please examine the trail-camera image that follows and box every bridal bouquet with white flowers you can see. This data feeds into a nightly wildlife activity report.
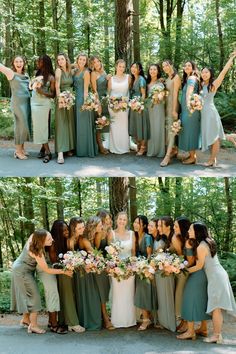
[95,115,110,130]
[128,96,144,113]
[57,250,86,271]
[105,256,136,282]
[152,250,188,277]
[188,93,204,114]
[148,82,169,106]
[134,256,157,281]
[83,249,106,274]
[58,90,75,110]
[29,75,44,91]
[81,92,100,111]
[105,95,129,112]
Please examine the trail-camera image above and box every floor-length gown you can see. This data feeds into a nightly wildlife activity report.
[109,75,130,154]
[111,230,136,328]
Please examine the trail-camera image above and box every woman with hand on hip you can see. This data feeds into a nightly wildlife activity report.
[0,56,31,159]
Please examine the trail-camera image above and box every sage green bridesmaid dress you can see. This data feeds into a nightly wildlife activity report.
[55,71,75,153]
[74,70,98,157]
[97,73,110,133]
[9,73,31,144]
[95,238,110,303]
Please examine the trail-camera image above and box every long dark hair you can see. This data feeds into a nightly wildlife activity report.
[130,62,145,88]
[182,60,199,89]
[146,63,161,85]
[133,215,149,255]
[200,67,215,92]
[162,59,177,80]
[150,217,161,240]
[161,216,174,249]
[192,221,217,257]
[50,220,68,255]
[175,216,191,251]
[36,54,54,84]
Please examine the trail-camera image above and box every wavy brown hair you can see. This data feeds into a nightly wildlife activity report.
[57,53,71,72]
[76,53,89,68]
[29,229,48,256]
[11,55,26,74]
[83,216,101,244]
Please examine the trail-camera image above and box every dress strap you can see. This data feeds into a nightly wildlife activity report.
[111,229,116,242]
[129,230,132,241]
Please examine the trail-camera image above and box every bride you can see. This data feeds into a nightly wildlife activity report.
[110,211,136,328]
[108,59,131,154]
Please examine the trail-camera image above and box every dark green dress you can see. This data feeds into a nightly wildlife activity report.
[74,70,98,157]
[134,234,157,311]
[9,73,31,144]
[181,247,211,321]
[55,71,75,153]
[129,76,150,140]
[96,73,109,133]
[74,248,102,330]
[95,238,110,303]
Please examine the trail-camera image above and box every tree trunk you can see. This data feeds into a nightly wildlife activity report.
[109,178,129,221]
[54,178,64,220]
[51,0,60,60]
[132,0,140,62]
[96,180,102,208]
[174,0,185,69]
[66,0,74,62]
[129,177,137,223]
[224,177,232,252]
[76,179,82,217]
[23,178,35,238]
[103,0,110,72]
[37,0,46,55]
[39,178,49,230]
[3,0,12,97]
[115,0,133,65]
[174,177,182,217]
[215,0,225,71]
[158,177,171,215]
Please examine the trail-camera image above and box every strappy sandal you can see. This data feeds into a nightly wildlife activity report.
[20,320,30,327]
[50,326,68,334]
[43,152,52,163]
[138,319,151,331]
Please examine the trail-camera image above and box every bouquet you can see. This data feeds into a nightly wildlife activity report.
[105,256,136,282]
[105,241,123,258]
[84,249,106,274]
[57,250,86,271]
[95,115,110,130]
[170,119,182,136]
[134,256,156,282]
[128,96,144,113]
[188,93,204,114]
[148,83,168,106]
[81,92,100,111]
[29,75,44,91]
[152,250,188,277]
[58,90,75,110]
[107,95,129,112]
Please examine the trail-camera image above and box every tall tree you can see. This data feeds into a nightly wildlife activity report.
[51,0,60,60]
[224,177,233,252]
[109,177,129,220]
[39,178,49,230]
[66,0,74,61]
[129,177,137,223]
[37,0,46,55]
[54,178,64,220]
[174,0,185,68]
[132,0,140,62]
[215,0,225,71]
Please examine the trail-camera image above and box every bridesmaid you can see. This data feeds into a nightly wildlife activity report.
[129,62,150,155]
[200,50,236,166]
[176,223,211,340]
[90,56,110,154]
[110,212,136,328]
[31,55,55,163]
[160,60,181,167]
[146,64,165,158]
[75,216,102,330]
[155,216,176,332]
[55,53,75,164]
[108,59,131,154]
[172,216,191,332]
[186,222,236,343]
[50,219,85,333]
[11,229,72,334]
[74,53,98,157]
[133,215,156,330]
[148,217,165,252]
[0,56,31,159]
[179,61,200,164]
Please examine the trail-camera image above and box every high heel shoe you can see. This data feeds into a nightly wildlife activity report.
[27,324,46,334]
[195,328,208,337]
[182,157,196,165]
[68,325,85,333]
[203,334,223,344]
[176,331,196,340]
[20,319,30,327]
[138,319,151,331]
[136,146,146,156]
[203,158,217,167]
[14,152,28,160]
[160,155,171,167]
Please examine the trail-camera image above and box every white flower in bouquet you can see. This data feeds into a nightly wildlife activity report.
[108,95,129,112]
[29,75,44,91]
[58,90,75,110]
[81,92,100,111]
[171,119,182,136]
[188,93,204,114]
[95,115,110,130]
[148,83,168,106]
[128,96,144,113]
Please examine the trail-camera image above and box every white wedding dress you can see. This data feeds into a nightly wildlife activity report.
[109,75,130,154]
[111,230,136,328]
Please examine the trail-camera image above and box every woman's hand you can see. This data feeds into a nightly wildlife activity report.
[172,111,178,120]
[63,269,73,277]
[36,87,44,95]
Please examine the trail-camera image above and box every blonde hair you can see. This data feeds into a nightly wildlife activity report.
[83,216,101,243]
[57,53,71,72]
[115,59,126,74]
[115,211,128,227]
[76,53,89,68]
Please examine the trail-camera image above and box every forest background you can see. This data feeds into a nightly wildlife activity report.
[0,0,236,138]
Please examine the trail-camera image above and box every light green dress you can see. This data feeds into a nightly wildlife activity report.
[11,245,41,313]
[55,71,75,153]
[134,234,157,311]
[129,76,150,140]
[9,73,31,144]
[31,80,51,144]
[74,70,98,157]
[147,80,165,157]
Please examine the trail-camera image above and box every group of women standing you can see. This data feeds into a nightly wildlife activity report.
[1,50,235,166]
[11,209,236,344]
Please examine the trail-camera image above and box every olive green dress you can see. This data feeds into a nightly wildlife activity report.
[74,70,98,157]
[9,73,31,144]
[74,248,102,330]
[11,245,41,313]
[134,234,157,311]
[95,238,110,303]
[181,248,210,321]
[55,71,75,153]
[96,73,110,133]
[31,81,51,144]
[129,76,150,140]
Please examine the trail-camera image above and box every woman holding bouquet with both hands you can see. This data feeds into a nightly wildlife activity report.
[55,53,75,164]
[0,56,31,159]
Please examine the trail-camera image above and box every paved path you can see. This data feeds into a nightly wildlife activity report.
[0,140,236,177]
[0,323,236,354]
